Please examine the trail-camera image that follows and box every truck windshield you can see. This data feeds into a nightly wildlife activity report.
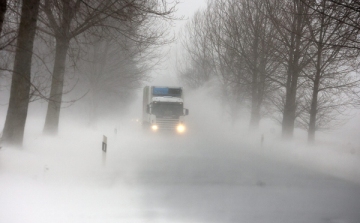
[152,102,183,118]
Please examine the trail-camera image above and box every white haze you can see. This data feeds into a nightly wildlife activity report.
[2,1,360,222]
[1,85,360,223]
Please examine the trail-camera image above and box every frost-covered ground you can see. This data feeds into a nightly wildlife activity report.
[1,88,360,223]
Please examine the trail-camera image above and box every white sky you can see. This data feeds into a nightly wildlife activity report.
[175,0,207,21]
[149,0,207,86]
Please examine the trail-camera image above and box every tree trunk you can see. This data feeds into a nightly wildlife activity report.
[249,104,260,128]
[250,76,260,129]
[0,0,6,35]
[251,54,266,130]
[43,38,69,135]
[281,1,304,139]
[282,49,300,139]
[249,66,261,128]
[1,0,40,146]
[308,42,323,144]
[308,75,320,144]
[249,21,260,129]
[282,46,296,139]
[250,65,261,128]
[282,75,298,139]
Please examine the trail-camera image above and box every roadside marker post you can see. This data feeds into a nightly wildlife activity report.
[102,135,107,152]
[102,135,107,166]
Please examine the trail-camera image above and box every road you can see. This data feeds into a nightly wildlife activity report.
[2,126,360,223]
[104,130,360,223]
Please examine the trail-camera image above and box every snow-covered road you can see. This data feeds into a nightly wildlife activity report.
[114,133,360,223]
[1,125,360,223]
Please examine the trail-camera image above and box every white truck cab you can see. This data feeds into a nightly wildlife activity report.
[142,86,189,133]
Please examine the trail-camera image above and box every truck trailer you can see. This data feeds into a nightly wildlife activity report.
[142,86,189,133]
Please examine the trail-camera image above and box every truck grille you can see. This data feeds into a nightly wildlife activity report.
[156,118,179,130]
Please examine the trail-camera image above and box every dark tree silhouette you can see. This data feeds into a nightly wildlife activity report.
[2,0,41,146]
[0,0,6,36]
[39,0,176,135]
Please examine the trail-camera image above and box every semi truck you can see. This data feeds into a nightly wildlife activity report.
[142,86,189,133]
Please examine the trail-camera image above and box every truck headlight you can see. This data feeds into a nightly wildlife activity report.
[176,124,185,133]
[151,125,158,131]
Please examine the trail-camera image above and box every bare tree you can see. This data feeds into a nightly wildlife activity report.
[178,10,215,89]
[38,0,176,134]
[218,0,281,129]
[266,0,314,139]
[301,0,360,50]
[1,0,41,146]
[0,0,6,36]
[0,0,21,51]
[78,32,150,126]
[178,0,281,125]
[177,0,247,122]
[178,0,360,142]
[300,0,360,143]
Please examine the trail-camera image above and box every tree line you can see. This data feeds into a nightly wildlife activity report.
[178,0,360,143]
[0,0,177,146]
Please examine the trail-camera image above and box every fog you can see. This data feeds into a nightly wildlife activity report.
[1,84,360,223]
[1,0,360,222]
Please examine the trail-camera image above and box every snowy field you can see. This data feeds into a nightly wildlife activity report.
[1,88,360,223]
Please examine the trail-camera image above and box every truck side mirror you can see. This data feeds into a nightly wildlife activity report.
[184,108,189,116]
[146,105,150,114]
